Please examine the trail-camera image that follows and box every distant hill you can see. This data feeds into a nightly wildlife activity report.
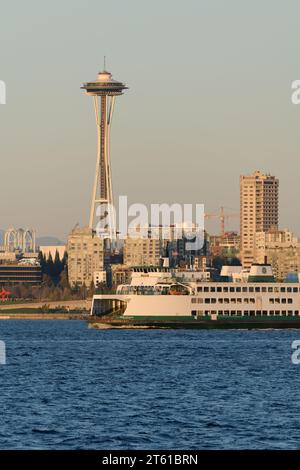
[37,236,65,247]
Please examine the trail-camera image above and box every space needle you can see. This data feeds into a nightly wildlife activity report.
[81,61,128,237]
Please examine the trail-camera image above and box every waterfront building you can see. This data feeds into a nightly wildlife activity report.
[111,264,132,287]
[93,270,107,288]
[0,263,42,285]
[67,226,104,287]
[240,171,279,269]
[255,229,300,281]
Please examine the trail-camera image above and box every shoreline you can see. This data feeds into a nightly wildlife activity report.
[0,312,89,320]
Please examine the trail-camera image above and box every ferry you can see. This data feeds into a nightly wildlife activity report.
[90,264,300,328]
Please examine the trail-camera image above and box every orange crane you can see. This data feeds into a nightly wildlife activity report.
[204,207,239,237]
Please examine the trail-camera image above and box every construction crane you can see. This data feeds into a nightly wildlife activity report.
[204,207,239,237]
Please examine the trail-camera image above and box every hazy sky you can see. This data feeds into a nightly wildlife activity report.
[1,0,300,240]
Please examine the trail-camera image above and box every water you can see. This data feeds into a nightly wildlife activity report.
[0,320,300,449]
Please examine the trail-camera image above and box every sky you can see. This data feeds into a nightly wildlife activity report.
[0,0,300,241]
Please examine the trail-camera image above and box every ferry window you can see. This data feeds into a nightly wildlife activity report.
[269,311,274,316]
[211,298,216,304]
[295,311,299,316]
[210,287,216,292]
[230,287,235,292]
[275,298,280,304]
[250,298,255,303]
[197,287,202,292]
[236,287,241,292]
[268,287,273,292]
[192,298,197,303]
[263,310,268,315]
[282,298,286,304]
[217,287,222,292]
[288,310,293,315]
[270,298,274,304]
[250,311,255,316]
[204,287,209,292]
[218,311,223,315]
[274,287,279,293]
[280,287,286,293]
[244,298,249,303]
[288,299,293,304]
[262,287,267,292]
[244,311,249,316]
[287,287,292,293]
[237,298,242,303]
[242,287,247,292]
[275,311,280,316]
[224,298,229,304]
[282,311,287,316]
[199,299,203,303]
[237,311,242,316]
[293,287,298,293]
[205,299,210,304]
[223,287,228,292]
[255,287,260,292]
[231,311,236,316]
[249,287,254,292]
[256,311,262,316]
[224,310,230,316]
[231,298,236,303]
[191,310,197,315]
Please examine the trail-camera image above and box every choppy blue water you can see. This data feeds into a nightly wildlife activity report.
[0,320,300,449]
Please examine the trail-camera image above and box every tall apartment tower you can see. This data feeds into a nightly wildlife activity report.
[240,170,279,269]
[67,226,104,287]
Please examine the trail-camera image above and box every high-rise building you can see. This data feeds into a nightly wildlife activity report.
[67,226,104,287]
[81,65,127,235]
[240,170,279,269]
[123,238,161,267]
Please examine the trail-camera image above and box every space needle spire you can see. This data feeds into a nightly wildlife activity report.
[81,64,128,238]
